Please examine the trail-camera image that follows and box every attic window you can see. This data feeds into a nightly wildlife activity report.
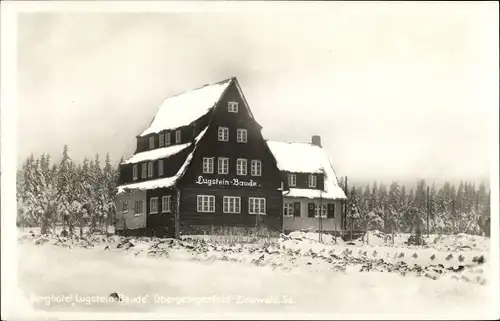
[165,132,171,146]
[175,130,181,143]
[149,136,155,149]
[309,174,317,188]
[237,129,247,143]
[288,174,296,187]
[159,133,165,147]
[228,102,239,113]
[218,127,229,141]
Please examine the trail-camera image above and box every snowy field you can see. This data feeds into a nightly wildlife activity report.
[14,228,495,319]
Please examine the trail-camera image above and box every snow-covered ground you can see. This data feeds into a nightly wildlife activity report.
[13,229,495,319]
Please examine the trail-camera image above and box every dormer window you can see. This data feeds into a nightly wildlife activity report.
[228,101,239,113]
[175,130,181,143]
[165,132,171,146]
[308,174,317,188]
[147,162,154,178]
[149,136,155,149]
[159,133,165,147]
[133,165,138,181]
[288,174,296,187]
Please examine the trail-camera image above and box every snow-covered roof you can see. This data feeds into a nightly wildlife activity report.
[117,127,208,194]
[122,142,192,165]
[139,78,233,137]
[266,140,347,200]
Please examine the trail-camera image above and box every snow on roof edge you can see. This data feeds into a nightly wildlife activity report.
[138,78,234,137]
[117,126,209,194]
[266,139,347,200]
[121,142,192,165]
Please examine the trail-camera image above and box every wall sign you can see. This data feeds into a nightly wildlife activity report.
[195,175,259,187]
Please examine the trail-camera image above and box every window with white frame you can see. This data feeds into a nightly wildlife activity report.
[288,174,296,187]
[158,159,164,176]
[249,197,266,215]
[203,157,214,174]
[175,130,181,143]
[150,197,159,214]
[315,204,327,218]
[197,195,215,213]
[223,196,241,214]
[141,163,147,179]
[165,132,171,146]
[133,165,138,180]
[159,133,165,147]
[218,127,229,141]
[162,196,172,213]
[148,162,153,178]
[122,201,128,213]
[218,157,229,174]
[309,174,317,188]
[236,159,247,176]
[283,203,294,217]
[134,200,144,215]
[228,101,239,113]
[149,136,155,149]
[251,160,262,176]
[237,129,247,143]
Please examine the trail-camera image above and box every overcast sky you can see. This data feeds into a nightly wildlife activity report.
[16,2,498,186]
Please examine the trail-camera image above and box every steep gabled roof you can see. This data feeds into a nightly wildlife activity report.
[266,140,347,200]
[139,78,233,137]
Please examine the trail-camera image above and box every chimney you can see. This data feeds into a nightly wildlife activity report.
[311,135,322,147]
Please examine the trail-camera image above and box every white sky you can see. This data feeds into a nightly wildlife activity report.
[16,1,499,185]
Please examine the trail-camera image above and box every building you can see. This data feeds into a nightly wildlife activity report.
[267,139,347,234]
[115,77,346,238]
[115,78,286,238]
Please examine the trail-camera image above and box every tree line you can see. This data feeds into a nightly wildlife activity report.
[16,146,491,237]
[338,177,491,236]
[16,145,122,235]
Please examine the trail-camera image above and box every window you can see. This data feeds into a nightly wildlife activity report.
[218,157,229,174]
[197,195,215,213]
[159,133,165,147]
[150,197,158,214]
[251,160,262,176]
[237,129,247,143]
[249,197,266,215]
[218,127,229,141]
[165,132,171,146]
[283,203,294,217]
[223,196,241,214]
[122,201,128,213]
[134,200,144,215]
[149,136,155,149]
[309,174,317,188]
[203,157,214,174]
[228,101,239,113]
[148,162,153,178]
[288,174,296,187]
[236,159,247,176]
[141,163,147,179]
[158,159,164,176]
[315,204,327,218]
[133,165,138,181]
[175,130,181,143]
[162,196,172,213]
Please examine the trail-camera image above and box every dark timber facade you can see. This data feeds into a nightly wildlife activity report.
[115,78,286,238]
